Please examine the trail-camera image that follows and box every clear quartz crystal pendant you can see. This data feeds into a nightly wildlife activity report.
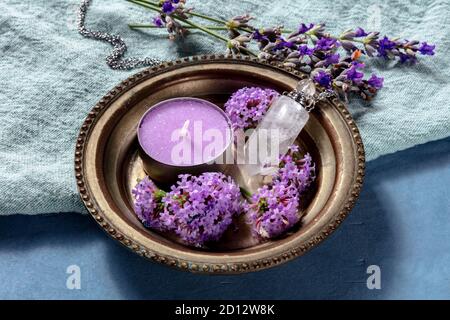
[241,79,317,178]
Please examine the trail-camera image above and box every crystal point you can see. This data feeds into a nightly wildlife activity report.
[295,79,316,96]
[241,95,309,177]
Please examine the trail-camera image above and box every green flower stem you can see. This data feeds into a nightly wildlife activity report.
[129,24,230,31]
[128,0,228,41]
[181,18,258,56]
[136,0,254,33]
[240,187,253,199]
[128,0,257,56]
[129,0,366,54]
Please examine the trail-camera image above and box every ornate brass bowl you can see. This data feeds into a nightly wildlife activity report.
[75,55,365,274]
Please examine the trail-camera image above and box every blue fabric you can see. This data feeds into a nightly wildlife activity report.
[1,137,449,299]
[0,0,449,215]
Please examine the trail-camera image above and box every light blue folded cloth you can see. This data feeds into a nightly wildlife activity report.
[0,0,449,215]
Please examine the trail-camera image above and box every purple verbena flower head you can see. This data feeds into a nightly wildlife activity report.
[419,42,435,55]
[132,177,167,230]
[252,29,267,41]
[275,150,316,193]
[248,147,316,239]
[316,53,340,67]
[224,87,280,130]
[163,172,244,247]
[313,70,332,88]
[247,181,300,238]
[367,74,384,89]
[399,52,417,64]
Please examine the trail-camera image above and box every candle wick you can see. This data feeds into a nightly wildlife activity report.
[180,120,190,138]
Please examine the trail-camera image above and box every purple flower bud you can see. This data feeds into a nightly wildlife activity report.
[364,44,377,57]
[345,66,364,83]
[325,53,340,64]
[298,44,314,56]
[313,70,332,88]
[152,15,164,28]
[248,148,315,239]
[162,0,175,14]
[367,74,384,89]
[314,37,339,51]
[418,42,435,55]
[351,60,365,69]
[298,23,315,34]
[377,36,396,57]
[354,27,368,37]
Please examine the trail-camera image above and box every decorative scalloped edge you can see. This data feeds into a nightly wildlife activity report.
[75,54,365,274]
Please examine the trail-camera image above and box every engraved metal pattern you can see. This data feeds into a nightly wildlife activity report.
[75,55,365,274]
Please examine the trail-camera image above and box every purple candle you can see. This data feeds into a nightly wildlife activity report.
[138,97,232,184]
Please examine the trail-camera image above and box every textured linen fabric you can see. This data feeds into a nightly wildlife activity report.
[0,0,449,215]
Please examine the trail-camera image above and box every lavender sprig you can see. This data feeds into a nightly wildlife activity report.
[254,25,435,101]
[145,0,192,39]
[128,0,436,102]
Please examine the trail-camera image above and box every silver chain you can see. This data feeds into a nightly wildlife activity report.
[285,89,337,112]
[77,0,162,70]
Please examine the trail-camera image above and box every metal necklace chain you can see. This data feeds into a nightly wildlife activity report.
[285,87,337,112]
[77,0,338,106]
[77,0,162,70]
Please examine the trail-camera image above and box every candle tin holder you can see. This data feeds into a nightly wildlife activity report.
[137,97,233,188]
[75,55,365,274]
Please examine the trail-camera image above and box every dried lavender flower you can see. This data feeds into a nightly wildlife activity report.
[150,0,192,39]
[313,70,332,89]
[152,15,164,27]
[274,147,316,194]
[419,42,436,55]
[226,14,253,31]
[224,87,279,130]
[130,1,436,102]
[226,35,251,55]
